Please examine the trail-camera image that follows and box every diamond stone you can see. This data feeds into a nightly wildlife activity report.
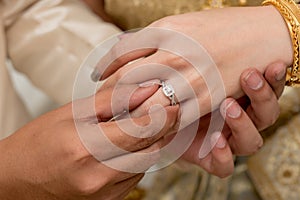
[162,83,175,97]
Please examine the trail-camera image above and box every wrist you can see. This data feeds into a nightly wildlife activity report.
[201,6,293,97]
[262,0,300,86]
[260,5,294,67]
[220,6,293,70]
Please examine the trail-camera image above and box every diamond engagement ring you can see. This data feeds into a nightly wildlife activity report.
[160,81,177,106]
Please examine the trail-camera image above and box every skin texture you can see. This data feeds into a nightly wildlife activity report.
[0,4,287,199]
[103,61,286,178]
[0,84,179,200]
[0,62,285,199]
[0,64,285,200]
[94,6,290,176]
[98,6,292,97]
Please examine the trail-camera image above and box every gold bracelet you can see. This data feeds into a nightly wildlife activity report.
[262,0,300,87]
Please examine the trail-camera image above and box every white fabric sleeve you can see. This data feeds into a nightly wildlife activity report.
[6,0,121,104]
[0,18,31,138]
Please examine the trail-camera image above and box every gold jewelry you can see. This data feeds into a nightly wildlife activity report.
[124,187,146,200]
[262,0,300,87]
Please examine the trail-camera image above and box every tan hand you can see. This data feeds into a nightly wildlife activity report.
[0,84,178,199]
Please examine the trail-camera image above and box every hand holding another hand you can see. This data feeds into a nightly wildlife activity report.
[0,83,179,200]
[97,31,286,177]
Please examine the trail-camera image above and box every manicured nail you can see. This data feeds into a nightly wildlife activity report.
[211,131,226,149]
[221,99,241,119]
[91,69,101,82]
[275,68,286,81]
[138,79,161,87]
[244,70,263,90]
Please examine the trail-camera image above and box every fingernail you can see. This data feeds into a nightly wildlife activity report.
[275,68,286,81]
[138,79,161,87]
[211,131,226,149]
[216,137,226,149]
[91,69,101,82]
[244,70,263,90]
[221,99,241,119]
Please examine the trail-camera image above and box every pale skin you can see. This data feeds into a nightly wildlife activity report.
[99,6,292,104]
[0,3,288,200]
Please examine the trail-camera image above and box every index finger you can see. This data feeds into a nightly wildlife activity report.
[75,104,179,173]
[91,30,157,81]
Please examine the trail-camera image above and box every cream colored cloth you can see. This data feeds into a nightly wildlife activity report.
[0,12,30,139]
[105,0,264,30]
[248,87,300,200]
[0,0,120,138]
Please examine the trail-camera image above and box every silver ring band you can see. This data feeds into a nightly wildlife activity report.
[161,81,177,106]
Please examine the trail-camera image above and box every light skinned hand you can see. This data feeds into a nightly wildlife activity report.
[94,6,292,117]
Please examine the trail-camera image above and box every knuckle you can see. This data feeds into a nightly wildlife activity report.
[59,124,89,159]
[209,159,234,178]
[136,105,150,117]
[247,139,263,155]
[253,88,274,103]
[135,137,156,149]
[150,16,178,29]
[161,52,188,68]
[149,141,163,152]
[210,165,234,178]
[259,108,279,130]
[148,153,161,166]
[264,91,274,102]
[141,126,158,139]
[65,145,88,160]
[133,116,163,140]
[109,44,122,62]
[71,175,107,196]
[217,168,234,178]
[146,145,162,163]
[115,67,126,80]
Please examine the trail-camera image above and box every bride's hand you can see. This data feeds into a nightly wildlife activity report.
[93,6,292,116]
